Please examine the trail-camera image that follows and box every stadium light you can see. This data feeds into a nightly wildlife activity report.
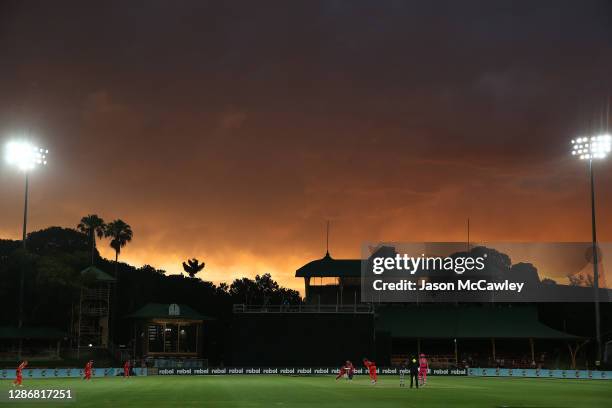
[4,140,49,248]
[4,139,49,337]
[5,141,48,171]
[571,134,611,160]
[571,133,609,367]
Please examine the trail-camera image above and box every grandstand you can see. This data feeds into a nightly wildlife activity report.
[228,251,598,369]
[377,305,580,368]
[0,326,66,361]
[231,302,580,368]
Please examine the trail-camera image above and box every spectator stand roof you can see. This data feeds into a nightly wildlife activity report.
[295,253,361,278]
[80,266,116,282]
[125,303,214,321]
[296,246,400,278]
[376,305,580,339]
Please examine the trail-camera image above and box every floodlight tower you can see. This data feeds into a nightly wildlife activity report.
[5,141,48,329]
[571,133,611,366]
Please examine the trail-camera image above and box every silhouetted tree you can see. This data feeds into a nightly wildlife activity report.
[255,273,279,295]
[228,274,301,305]
[139,264,165,275]
[182,258,205,278]
[25,227,90,254]
[104,219,132,343]
[104,219,133,278]
[568,273,594,287]
[276,287,301,305]
[229,277,259,304]
[470,246,512,280]
[510,262,540,285]
[217,282,229,295]
[77,214,106,265]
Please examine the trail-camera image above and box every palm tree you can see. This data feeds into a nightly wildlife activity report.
[104,219,132,346]
[182,258,205,278]
[77,214,106,265]
[104,219,133,278]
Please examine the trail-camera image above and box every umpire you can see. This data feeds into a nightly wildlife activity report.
[408,355,419,389]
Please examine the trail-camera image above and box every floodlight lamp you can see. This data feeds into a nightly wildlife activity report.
[572,134,610,161]
[5,141,49,171]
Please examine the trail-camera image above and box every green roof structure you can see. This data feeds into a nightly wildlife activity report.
[376,305,580,339]
[296,247,400,278]
[80,266,116,282]
[0,326,66,340]
[295,253,361,278]
[125,303,214,321]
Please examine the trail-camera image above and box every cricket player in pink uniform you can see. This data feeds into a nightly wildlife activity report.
[418,353,428,386]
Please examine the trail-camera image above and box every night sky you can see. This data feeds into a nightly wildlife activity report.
[1,1,611,291]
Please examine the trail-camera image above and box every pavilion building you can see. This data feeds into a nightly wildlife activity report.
[126,303,213,368]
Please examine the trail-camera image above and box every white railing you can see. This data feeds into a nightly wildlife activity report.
[232,304,374,314]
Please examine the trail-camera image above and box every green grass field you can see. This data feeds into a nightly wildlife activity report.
[2,375,611,408]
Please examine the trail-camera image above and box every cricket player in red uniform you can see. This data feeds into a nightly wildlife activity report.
[13,361,27,387]
[124,360,130,378]
[336,365,347,380]
[345,361,354,380]
[418,354,429,386]
[363,358,377,384]
[84,360,93,380]
[335,360,354,380]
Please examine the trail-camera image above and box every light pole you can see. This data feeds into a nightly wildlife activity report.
[571,134,611,367]
[5,141,48,329]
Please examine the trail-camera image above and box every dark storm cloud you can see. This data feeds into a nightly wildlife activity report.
[1,1,611,289]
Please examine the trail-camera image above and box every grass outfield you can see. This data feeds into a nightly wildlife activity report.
[2,375,611,408]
